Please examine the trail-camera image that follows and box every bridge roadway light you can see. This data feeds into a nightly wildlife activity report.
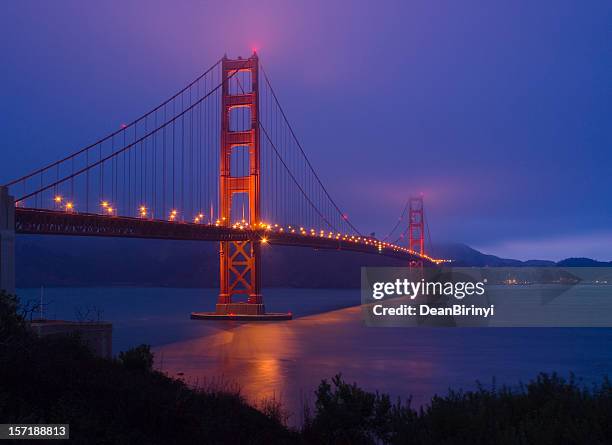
[65,202,74,212]
[54,195,62,203]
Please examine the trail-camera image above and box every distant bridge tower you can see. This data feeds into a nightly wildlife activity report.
[216,53,265,316]
[408,195,424,268]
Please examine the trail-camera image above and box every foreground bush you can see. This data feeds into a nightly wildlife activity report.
[302,373,612,444]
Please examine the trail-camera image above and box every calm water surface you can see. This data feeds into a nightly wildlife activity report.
[17,287,612,424]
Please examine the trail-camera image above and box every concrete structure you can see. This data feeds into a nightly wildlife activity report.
[0,186,15,295]
[191,309,292,321]
[30,320,113,358]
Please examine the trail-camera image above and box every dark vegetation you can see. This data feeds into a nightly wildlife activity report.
[2,290,612,444]
[0,291,297,444]
[303,373,612,444]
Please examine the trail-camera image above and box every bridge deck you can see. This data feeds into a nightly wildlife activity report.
[14,208,433,264]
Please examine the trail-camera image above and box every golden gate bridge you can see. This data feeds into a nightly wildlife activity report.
[0,53,443,320]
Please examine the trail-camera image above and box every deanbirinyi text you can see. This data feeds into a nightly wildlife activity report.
[372,304,495,318]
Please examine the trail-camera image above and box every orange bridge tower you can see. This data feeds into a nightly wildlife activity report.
[217,53,262,315]
[191,53,290,321]
[408,195,425,268]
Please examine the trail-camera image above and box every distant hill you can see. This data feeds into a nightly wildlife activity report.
[14,236,601,289]
[556,257,612,267]
[430,243,556,267]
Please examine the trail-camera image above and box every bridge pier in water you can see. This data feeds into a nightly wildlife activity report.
[0,186,15,295]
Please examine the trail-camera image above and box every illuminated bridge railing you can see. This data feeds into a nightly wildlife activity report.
[14,208,440,264]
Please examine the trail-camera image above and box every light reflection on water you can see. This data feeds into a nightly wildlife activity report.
[155,304,612,426]
[17,287,612,426]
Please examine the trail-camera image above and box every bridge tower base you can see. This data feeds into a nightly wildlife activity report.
[0,186,15,296]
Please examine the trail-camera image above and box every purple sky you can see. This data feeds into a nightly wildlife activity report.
[1,1,611,261]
